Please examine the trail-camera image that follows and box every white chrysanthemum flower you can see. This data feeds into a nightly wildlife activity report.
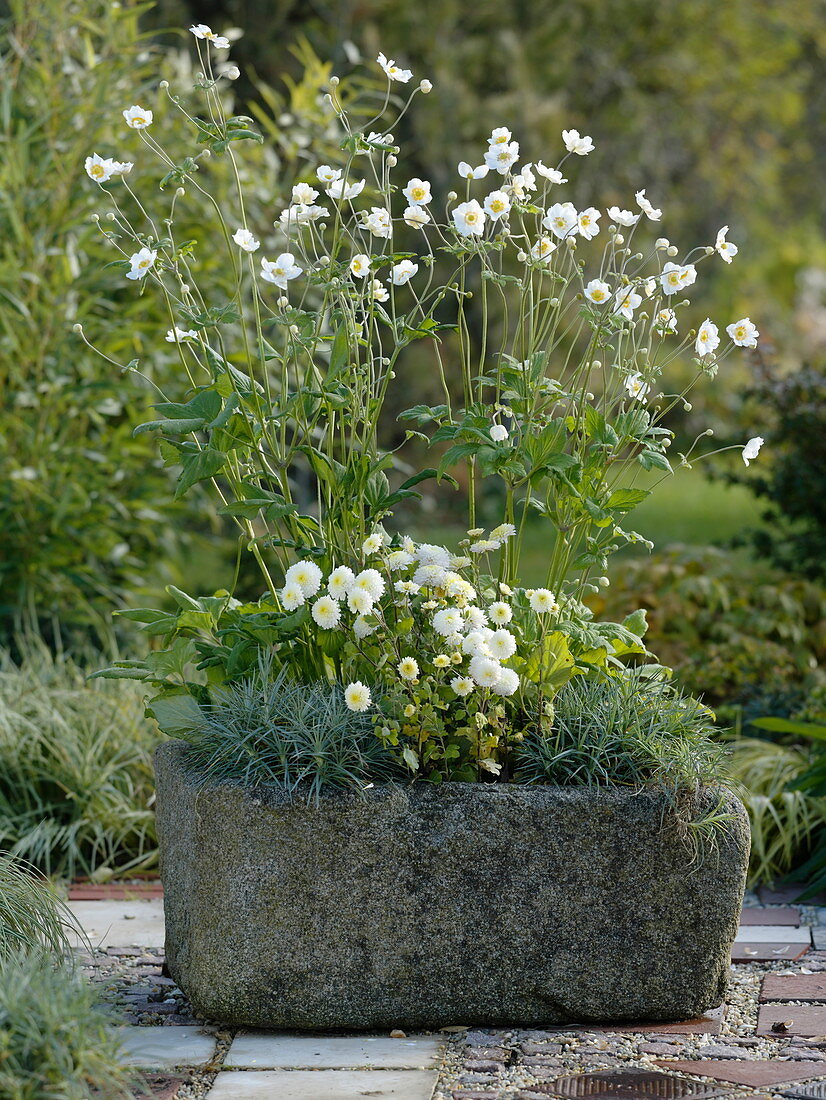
[125,247,157,281]
[742,436,764,466]
[362,533,384,554]
[562,128,594,155]
[433,608,464,636]
[727,317,759,348]
[488,126,512,145]
[316,165,342,183]
[608,206,640,226]
[715,225,739,263]
[344,681,372,712]
[470,539,499,553]
[457,161,490,179]
[415,543,452,568]
[585,279,611,304]
[491,667,520,696]
[281,582,305,611]
[490,423,509,442]
[403,206,431,229]
[260,253,302,289]
[488,629,517,660]
[444,575,476,601]
[577,207,601,239]
[450,555,472,569]
[311,595,342,629]
[464,606,488,631]
[635,189,662,220]
[392,260,418,286]
[484,141,520,174]
[433,654,451,669]
[371,279,389,302]
[394,580,420,595]
[85,153,115,182]
[484,190,511,221]
[614,288,642,320]
[529,588,559,614]
[695,319,720,357]
[232,227,259,252]
[625,372,650,401]
[413,564,447,588]
[535,161,566,183]
[398,656,419,681]
[190,23,230,48]
[348,589,374,615]
[403,178,431,205]
[488,601,513,625]
[452,200,486,237]
[292,182,319,205]
[285,560,323,597]
[530,237,557,263]
[543,201,578,239]
[377,51,413,83]
[469,654,503,688]
[451,676,474,697]
[353,569,385,600]
[462,631,492,657]
[122,105,153,129]
[386,549,415,571]
[165,327,198,342]
[328,566,355,600]
[327,178,366,201]
[350,254,371,279]
[362,208,393,239]
[655,308,678,333]
[353,615,377,639]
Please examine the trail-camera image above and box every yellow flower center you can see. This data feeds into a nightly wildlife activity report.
[411,187,425,200]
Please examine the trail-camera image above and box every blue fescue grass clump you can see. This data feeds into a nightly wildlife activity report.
[178,659,402,800]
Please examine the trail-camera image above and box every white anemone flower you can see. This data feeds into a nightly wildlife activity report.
[391,260,418,286]
[530,237,557,263]
[614,288,642,320]
[585,279,611,305]
[232,228,259,252]
[655,308,678,333]
[350,254,371,278]
[85,153,115,182]
[403,178,431,205]
[125,247,157,280]
[608,206,640,226]
[377,52,413,82]
[695,319,720,357]
[488,127,512,145]
[452,200,486,237]
[625,372,650,401]
[285,560,323,597]
[311,596,341,629]
[562,128,594,155]
[715,225,739,263]
[543,201,578,239]
[165,327,198,342]
[742,436,764,466]
[122,105,153,129]
[635,189,662,220]
[535,161,566,183]
[484,141,520,174]
[292,182,319,205]
[316,165,342,183]
[660,262,696,295]
[727,317,759,347]
[371,279,390,302]
[327,178,366,201]
[489,423,509,442]
[577,207,601,239]
[403,205,431,229]
[344,681,372,712]
[279,203,327,226]
[260,253,302,289]
[189,24,230,48]
[457,161,490,179]
[484,190,511,221]
[362,208,393,238]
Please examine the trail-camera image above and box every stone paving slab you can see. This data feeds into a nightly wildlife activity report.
[735,926,812,943]
[741,908,801,926]
[732,944,811,962]
[224,1033,443,1069]
[658,1059,826,1087]
[111,1025,215,1068]
[551,1007,724,1035]
[67,899,165,948]
[762,976,826,1003]
[757,1006,826,1038]
[207,1068,439,1098]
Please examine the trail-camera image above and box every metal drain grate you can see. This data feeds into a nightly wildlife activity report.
[538,1069,730,1098]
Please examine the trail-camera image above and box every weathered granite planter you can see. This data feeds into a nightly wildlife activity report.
[154,740,749,1030]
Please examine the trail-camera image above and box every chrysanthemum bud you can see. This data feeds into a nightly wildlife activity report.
[419,79,432,93]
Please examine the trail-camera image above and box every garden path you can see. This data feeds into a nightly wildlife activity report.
[65,887,826,1100]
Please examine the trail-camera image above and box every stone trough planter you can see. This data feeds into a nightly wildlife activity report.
[154,741,749,1030]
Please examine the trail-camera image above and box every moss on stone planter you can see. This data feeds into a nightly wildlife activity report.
[155,741,749,1030]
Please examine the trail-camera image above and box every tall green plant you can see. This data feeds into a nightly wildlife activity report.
[0,855,79,959]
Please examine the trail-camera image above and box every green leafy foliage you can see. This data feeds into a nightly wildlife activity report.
[0,855,79,960]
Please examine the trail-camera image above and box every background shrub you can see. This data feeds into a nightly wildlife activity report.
[0,854,78,959]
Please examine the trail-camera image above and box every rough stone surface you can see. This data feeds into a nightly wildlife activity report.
[154,741,750,1031]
